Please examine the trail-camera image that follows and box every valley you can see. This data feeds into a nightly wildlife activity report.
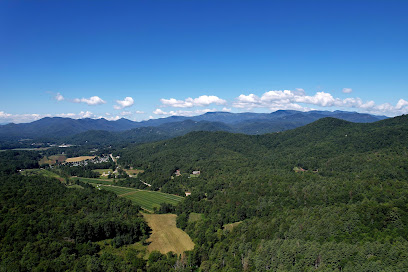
[1,115,408,271]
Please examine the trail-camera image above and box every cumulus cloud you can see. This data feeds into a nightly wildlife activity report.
[56,111,94,119]
[135,110,145,114]
[73,96,106,105]
[0,111,12,118]
[160,95,226,108]
[103,115,121,121]
[114,97,134,109]
[0,111,101,124]
[396,99,408,110]
[55,93,64,101]
[233,89,408,116]
[120,111,132,116]
[153,108,217,117]
[342,88,353,94]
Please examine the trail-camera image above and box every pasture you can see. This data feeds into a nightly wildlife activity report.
[97,185,183,211]
[143,213,194,254]
[65,156,96,162]
[70,177,114,185]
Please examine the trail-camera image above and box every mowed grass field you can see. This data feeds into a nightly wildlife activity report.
[143,213,194,254]
[70,177,114,185]
[66,156,96,162]
[87,184,183,212]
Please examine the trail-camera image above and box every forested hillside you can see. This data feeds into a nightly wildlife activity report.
[117,115,408,271]
[0,175,150,271]
[1,115,408,271]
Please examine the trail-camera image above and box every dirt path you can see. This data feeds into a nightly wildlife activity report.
[142,213,194,255]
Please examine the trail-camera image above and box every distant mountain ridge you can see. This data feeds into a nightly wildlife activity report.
[0,110,388,142]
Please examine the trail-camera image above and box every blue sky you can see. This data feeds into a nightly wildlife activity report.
[1,0,407,123]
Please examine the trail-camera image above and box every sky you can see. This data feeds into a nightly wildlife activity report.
[0,0,407,123]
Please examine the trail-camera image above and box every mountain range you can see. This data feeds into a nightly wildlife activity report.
[0,110,387,143]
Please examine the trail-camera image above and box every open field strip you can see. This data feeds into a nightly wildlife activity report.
[66,156,96,162]
[92,184,183,211]
[118,191,141,197]
[70,177,114,185]
[99,186,136,195]
[142,213,194,254]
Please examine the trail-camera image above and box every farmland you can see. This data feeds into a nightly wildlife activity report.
[70,177,114,185]
[83,182,183,211]
[39,154,66,165]
[65,156,96,162]
[143,213,194,255]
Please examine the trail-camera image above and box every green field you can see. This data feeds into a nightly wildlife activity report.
[97,185,183,211]
[97,185,136,195]
[21,169,64,180]
[70,177,115,185]
[93,168,113,174]
[188,212,203,223]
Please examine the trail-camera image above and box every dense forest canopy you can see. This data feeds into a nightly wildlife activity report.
[1,115,408,271]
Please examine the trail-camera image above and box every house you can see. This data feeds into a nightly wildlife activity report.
[185,192,191,196]
[174,169,181,176]
[192,170,201,175]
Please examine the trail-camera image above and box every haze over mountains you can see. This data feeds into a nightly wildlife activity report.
[0,110,387,143]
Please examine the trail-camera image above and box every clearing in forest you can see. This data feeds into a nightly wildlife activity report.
[66,156,96,162]
[143,213,194,255]
[70,177,114,185]
[39,154,67,165]
[125,169,144,176]
[96,185,183,211]
[223,221,242,231]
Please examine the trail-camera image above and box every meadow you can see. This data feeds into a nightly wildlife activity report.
[81,182,183,212]
[70,177,114,185]
[142,213,194,255]
[65,156,96,162]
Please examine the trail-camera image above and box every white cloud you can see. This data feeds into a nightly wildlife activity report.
[153,108,217,117]
[222,107,232,112]
[0,112,43,124]
[56,111,94,119]
[233,89,408,116]
[0,111,99,124]
[121,111,132,116]
[135,110,145,114]
[104,115,121,121]
[0,111,12,118]
[342,88,353,94]
[160,95,226,108]
[55,93,64,101]
[153,109,167,115]
[396,99,408,110]
[73,96,106,105]
[114,97,134,109]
